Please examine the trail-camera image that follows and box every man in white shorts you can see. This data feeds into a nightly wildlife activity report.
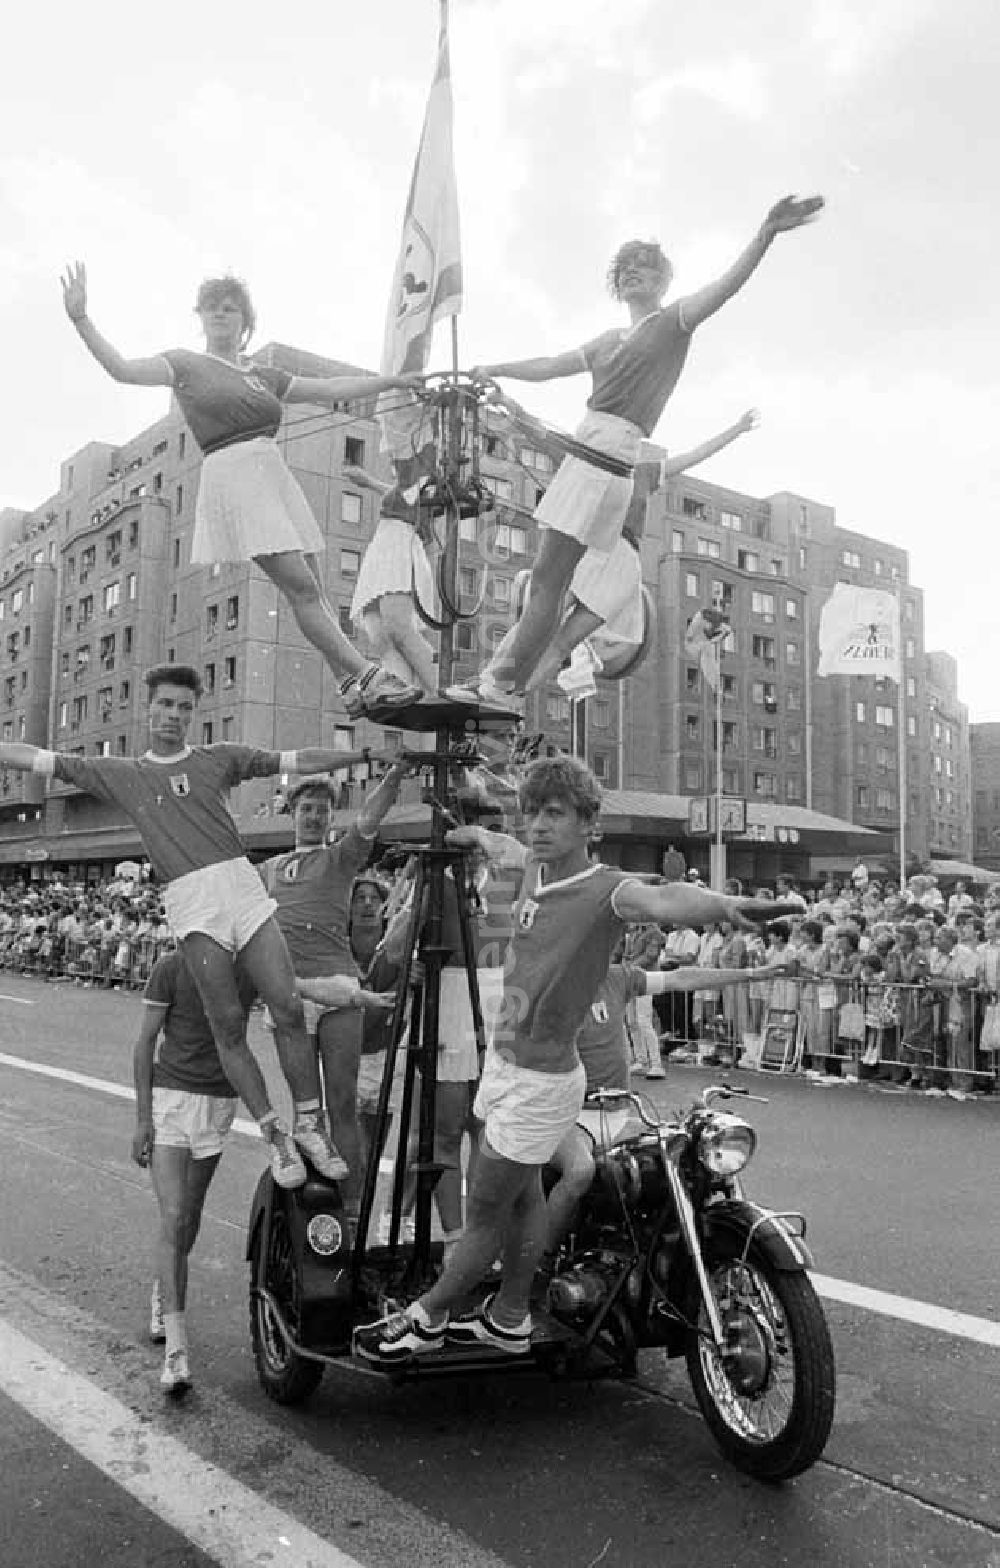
[355,755,805,1364]
[261,762,408,1209]
[461,194,822,702]
[132,946,256,1396]
[0,664,389,1190]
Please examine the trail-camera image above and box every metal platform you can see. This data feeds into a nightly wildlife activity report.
[356,693,524,735]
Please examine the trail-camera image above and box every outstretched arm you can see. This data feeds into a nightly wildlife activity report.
[445,823,529,869]
[644,957,786,995]
[0,743,45,773]
[471,348,587,384]
[61,262,173,387]
[616,880,806,929]
[289,745,394,775]
[662,408,759,478]
[677,195,823,333]
[284,372,422,407]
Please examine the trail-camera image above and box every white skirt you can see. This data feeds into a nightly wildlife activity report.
[570,535,644,643]
[350,516,435,622]
[192,437,325,564]
[534,410,643,558]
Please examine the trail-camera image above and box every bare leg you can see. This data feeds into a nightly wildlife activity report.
[483,530,585,692]
[418,1142,536,1320]
[491,1170,550,1325]
[257,550,368,682]
[402,1078,471,1234]
[525,602,603,692]
[317,1009,364,1204]
[236,917,322,1105]
[371,593,438,693]
[179,933,274,1120]
[150,1146,221,1315]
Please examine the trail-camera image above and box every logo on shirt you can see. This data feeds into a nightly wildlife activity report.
[282,860,301,883]
[518,898,539,931]
[169,773,191,798]
[591,999,609,1024]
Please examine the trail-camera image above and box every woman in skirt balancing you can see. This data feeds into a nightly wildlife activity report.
[60,263,422,719]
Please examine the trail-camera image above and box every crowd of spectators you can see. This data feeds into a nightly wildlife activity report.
[3,858,998,1096]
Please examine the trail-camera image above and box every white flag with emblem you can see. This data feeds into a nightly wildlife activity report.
[816,584,901,681]
[380,2,462,377]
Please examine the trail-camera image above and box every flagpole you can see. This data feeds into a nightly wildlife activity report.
[896,584,906,892]
[714,642,724,889]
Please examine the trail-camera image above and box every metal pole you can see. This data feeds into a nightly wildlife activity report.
[896,587,907,892]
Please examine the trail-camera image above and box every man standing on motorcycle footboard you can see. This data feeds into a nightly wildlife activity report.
[354,754,806,1365]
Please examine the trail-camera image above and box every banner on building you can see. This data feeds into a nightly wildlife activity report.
[816,584,901,681]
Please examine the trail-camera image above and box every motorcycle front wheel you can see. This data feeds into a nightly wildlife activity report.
[249,1205,325,1406]
[684,1241,835,1481]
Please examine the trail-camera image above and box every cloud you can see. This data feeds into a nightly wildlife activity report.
[634,56,769,125]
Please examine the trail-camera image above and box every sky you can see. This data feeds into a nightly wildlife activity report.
[2,0,997,715]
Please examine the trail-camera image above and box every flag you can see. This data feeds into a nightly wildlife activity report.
[380,2,462,378]
[816,584,901,681]
[684,608,734,690]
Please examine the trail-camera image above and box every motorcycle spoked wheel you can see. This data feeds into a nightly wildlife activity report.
[684,1242,836,1481]
[249,1205,325,1406]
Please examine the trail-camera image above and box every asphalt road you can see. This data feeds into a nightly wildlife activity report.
[0,973,998,1568]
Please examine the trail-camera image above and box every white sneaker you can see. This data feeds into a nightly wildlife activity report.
[149,1282,166,1344]
[160,1348,192,1397]
[267,1125,307,1189]
[293,1112,349,1181]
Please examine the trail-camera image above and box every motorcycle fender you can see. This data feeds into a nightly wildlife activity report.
[246,1168,277,1265]
[701,1199,815,1273]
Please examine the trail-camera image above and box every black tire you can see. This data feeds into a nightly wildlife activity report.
[249,1204,325,1406]
[684,1242,836,1481]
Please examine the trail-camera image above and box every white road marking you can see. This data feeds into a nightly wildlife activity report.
[3,1049,999,1351]
[0,1316,367,1568]
[0,993,33,1005]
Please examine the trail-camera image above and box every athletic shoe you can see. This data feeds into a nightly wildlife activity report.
[340,664,421,718]
[445,673,523,713]
[353,1304,447,1364]
[445,1293,532,1354]
[267,1127,307,1189]
[160,1348,192,1397]
[293,1111,349,1181]
[149,1282,166,1345]
[644,1065,666,1080]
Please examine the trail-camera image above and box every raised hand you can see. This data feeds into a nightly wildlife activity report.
[61,260,88,322]
[738,407,761,433]
[762,195,825,237]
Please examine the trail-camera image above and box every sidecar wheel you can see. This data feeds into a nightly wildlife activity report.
[685,1243,835,1481]
[250,1205,324,1406]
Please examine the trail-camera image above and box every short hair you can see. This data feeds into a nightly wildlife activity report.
[518,755,602,823]
[285,774,339,810]
[144,663,203,700]
[606,240,673,301]
[194,275,257,347]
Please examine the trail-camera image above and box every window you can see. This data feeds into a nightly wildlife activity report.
[786,642,800,666]
[128,519,140,549]
[873,557,883,577]
[856,701,866,723]
[685,572,699,597]
[906,676,916,698]
[710,579,733,610]
[684,763,701,791]
[683,496,707,520]
[519,445,553,474]
[172,538,181,568]
[751,591,775,617]
[58,702,67,730]
[786,776,801,801]
[856,785,869,810]
[222,717,235,741]
[175,484,184,515]
[592,700,611,729]
[202,721,213,744]
[11,588,23,615]
[224,656,236,688]
[339,550,361,581]
[492,577,511,606]
[751,680,776,706]
[753,771,777,797]
[60,652,70,679]
[487,476,514,503]
[751,635,776,666]
[119,679,130,706]
[225,595,239,631]
[169,592,178,624]
[769,558,785,577]
[875,705,894,728]
[97,684,113,715]
[116,734,128,755]
[178,432,186,459]
[592,753,611,783]
[841,549,861,569]
[875,788,894,811]
[722,767,740,793]
[104,581,121,614]
[206,604,219,638]
[685,666,699,693]
[203,663,216,696]
[721,673,737,702]
[671,529,685,554]
[510,525,527,555]
[344,436,365,467]
[785,599,798,620]
[788,733,801,755]
[685,714,700,741]
[99,634,116,670]
[96,739,111,757]
[798,545,807,569]
[697,538,721,559]
[341,492,362,525]
[126,572,137,602]
[737,549,759,572]
[786,687,801,711]
[545,695,570,723]
[875,745,893,770]
[455,623,476,653]
[904,600,914,623]
[123,626,133,654]
[753,726,777,757]
[107,530,122,562]
[714,720,739,752]
[459,516,477,543]
[720,510,742,532]
[459,567,478,597]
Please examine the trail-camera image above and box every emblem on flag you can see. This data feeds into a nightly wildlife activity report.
[817,585,901,681]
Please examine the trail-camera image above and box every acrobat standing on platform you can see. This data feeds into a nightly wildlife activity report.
[60,263,421,720]
[462,194,822,702]
[0,663,392,1190]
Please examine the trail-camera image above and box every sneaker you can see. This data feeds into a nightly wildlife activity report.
[149,1282,165,1345]
[340,664,421,718]
[293,1111,349,1181]
[644,1065,666,1080]
[353,1304,447,1364]
[160,1348,192,1397]
[445,674,522,712]
[267,1126,307,1189]
[445,1293,532,1354]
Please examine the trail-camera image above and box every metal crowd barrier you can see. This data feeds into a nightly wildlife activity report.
[0,931,173,988]
[642,970,999,1093]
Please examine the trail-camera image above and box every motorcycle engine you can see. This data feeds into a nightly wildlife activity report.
[547,1252,624,1325]
[592,1135,671,1217]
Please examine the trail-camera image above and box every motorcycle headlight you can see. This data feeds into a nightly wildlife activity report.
[306,1213,343,1257]
[697,1114,756,1178]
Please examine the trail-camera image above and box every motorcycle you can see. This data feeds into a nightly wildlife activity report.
[247,1081,836,1483]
